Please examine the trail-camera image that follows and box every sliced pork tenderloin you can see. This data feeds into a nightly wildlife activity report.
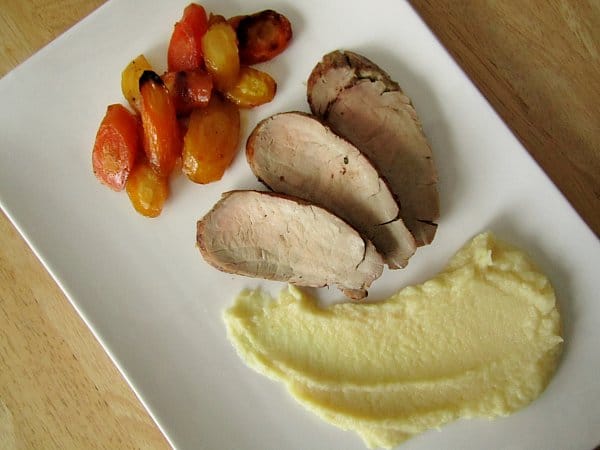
[246,112,416,269]
[308,50,439,246]
[196,190,384,299]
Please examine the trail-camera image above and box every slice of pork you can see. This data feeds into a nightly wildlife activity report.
[308,50,440,246]
[197,190,384,299]
[246,112,416,269]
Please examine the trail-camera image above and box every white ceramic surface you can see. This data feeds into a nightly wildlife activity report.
[1,1,598,449]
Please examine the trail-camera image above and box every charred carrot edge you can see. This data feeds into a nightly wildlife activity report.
[139,70,164,88]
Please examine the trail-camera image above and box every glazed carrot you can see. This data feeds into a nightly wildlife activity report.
[224,66,276,108]
[126,157,169,217]
[92,104,140,191]
[121,54,153,112]
[168,3,209,72]
[139,70,181,177]
[236,10,292,65]
[161,69,213,115]
[201,21,240,91]
[182,95,240,183]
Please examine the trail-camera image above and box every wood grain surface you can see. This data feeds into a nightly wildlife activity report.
[411,0,600,235]
[1,1,598,449]
[1,3,169,449]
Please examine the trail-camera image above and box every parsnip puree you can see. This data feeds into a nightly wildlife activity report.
[224,232,563,448]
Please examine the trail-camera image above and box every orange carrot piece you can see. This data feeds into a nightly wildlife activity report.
[162,69,213,115]
[167,3,209,72]
[92,104,140,191]
[139,71,181,177]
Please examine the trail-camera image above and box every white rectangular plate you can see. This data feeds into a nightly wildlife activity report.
[1,0,599,449]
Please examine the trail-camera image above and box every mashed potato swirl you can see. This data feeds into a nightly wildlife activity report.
[224,232,563,448]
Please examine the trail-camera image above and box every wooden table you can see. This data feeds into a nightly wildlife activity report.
[1,1,598,448]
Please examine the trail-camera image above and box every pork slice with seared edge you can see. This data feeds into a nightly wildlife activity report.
[246,112,416,269]
[308,50,440,246]
[196,190,384,299]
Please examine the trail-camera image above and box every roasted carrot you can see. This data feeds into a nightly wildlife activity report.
[126,157,169,217]
[92,104,141,191]
[236,10,292,65]
[182,95,240,183]
[167,3,209,72]
[161,69,213,115]
[121,54,153,112]
[139,70,181,177]
[201,21,240,91]
[224,66,276,108]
